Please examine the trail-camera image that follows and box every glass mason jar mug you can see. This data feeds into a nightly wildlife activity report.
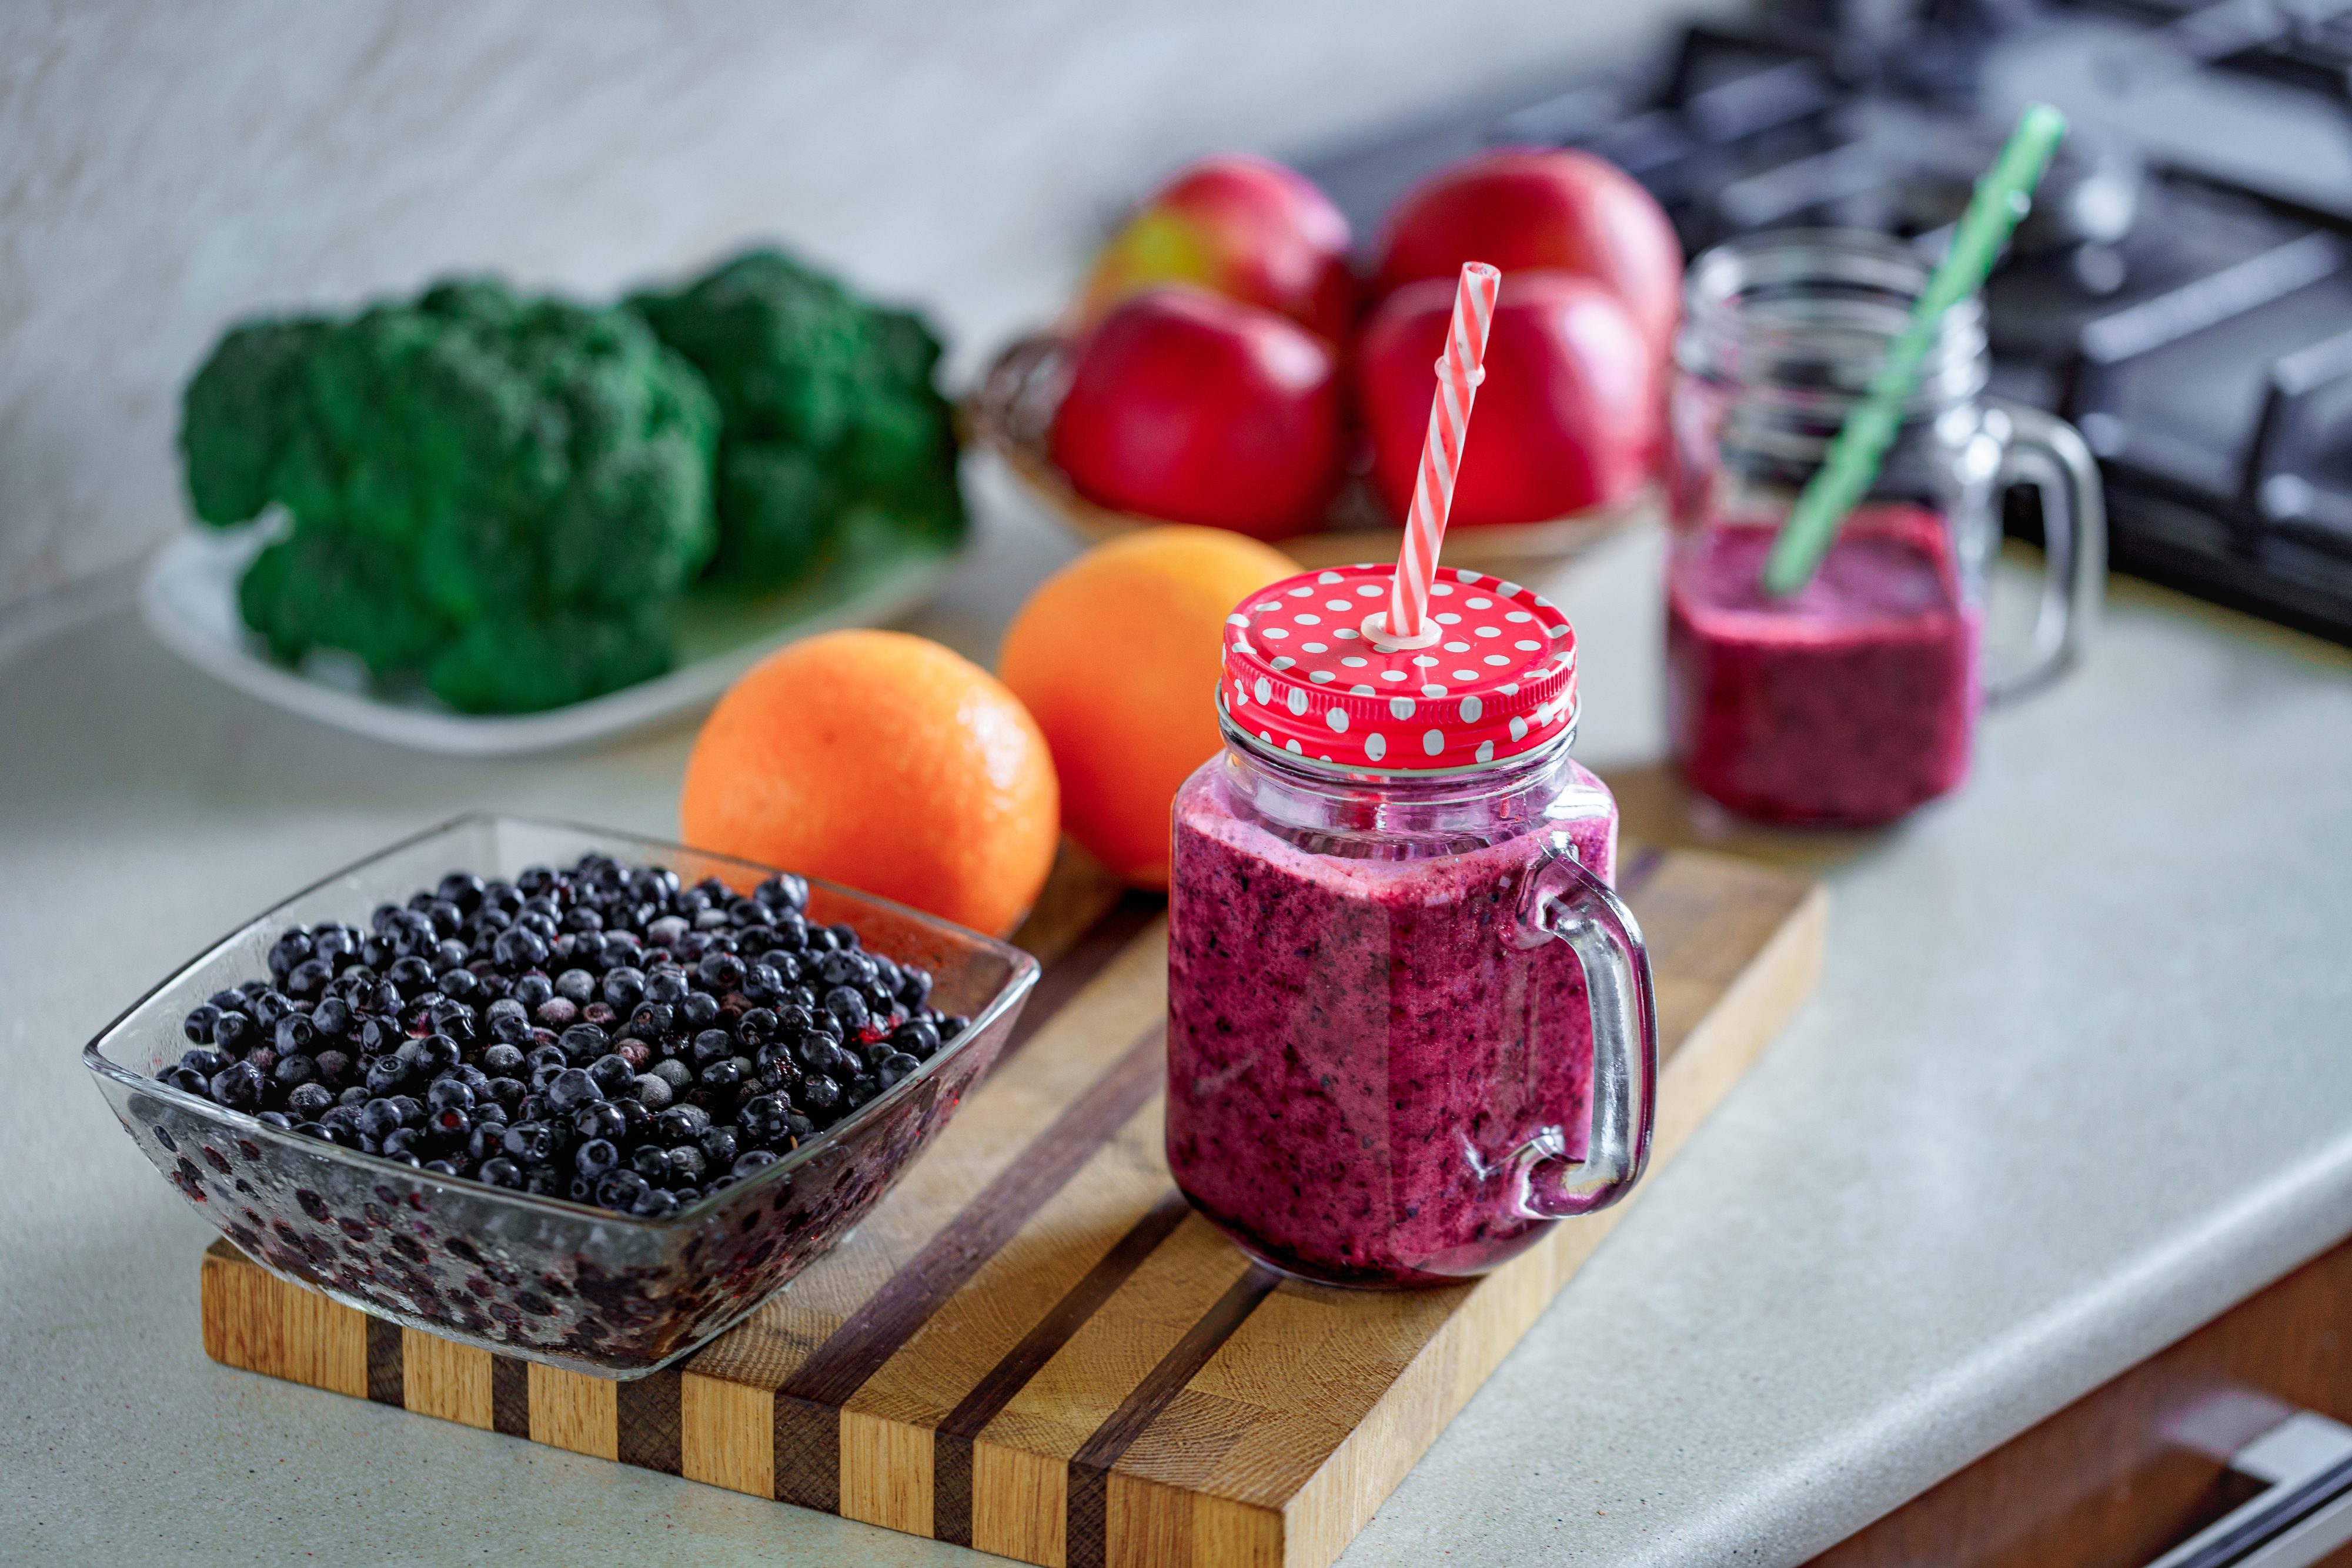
[1165,564,1657,1289]
[1665,230,2106,827]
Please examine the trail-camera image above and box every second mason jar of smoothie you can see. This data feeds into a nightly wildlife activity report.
[1166,563,1657,1289]
[1665,230,2104,827]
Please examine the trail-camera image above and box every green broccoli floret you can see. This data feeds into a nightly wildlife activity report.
[629,250,964,591]
[236,523,451,675]
[178,277,721,713]
[712,442,840,585]
[181,320,330,526]
[427,603,672,714]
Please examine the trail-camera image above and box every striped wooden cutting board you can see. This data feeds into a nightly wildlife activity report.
[200,842,1826,1568]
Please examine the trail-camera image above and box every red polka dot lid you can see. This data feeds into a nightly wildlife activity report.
[1220,563,1579,772]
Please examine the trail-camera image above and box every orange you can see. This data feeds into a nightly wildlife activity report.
[680,630,1059,938]
[1000,526,1295,887]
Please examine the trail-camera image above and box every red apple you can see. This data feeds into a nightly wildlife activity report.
[1074,155,1356,343]
[1372,149,1683,353]
[1050,287,1341,540]
[1357,270,1658,527]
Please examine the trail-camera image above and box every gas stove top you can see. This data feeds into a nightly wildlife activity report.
[1302,0,2352,644]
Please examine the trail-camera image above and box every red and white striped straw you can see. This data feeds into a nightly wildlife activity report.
[1386,261,1501,643]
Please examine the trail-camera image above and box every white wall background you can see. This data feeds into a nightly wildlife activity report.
[0,0,1719,618]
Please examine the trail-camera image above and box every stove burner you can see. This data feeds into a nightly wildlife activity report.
[1301,0,2352,644]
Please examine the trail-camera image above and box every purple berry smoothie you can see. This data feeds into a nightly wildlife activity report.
[1666,504,1982,827]
[1165,757,1618,1288]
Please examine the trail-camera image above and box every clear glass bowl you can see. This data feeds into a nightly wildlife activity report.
[83,814,1038,1378]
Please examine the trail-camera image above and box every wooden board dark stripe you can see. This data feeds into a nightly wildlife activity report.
[196,844,1828,1568]
[491,1355,529,1437]
[617,1368,683,1474]
[365,1316,402,1406]
[773,1021,1171,1511]
[933,1187,1197,1546]
[1067,1265,1283,1568]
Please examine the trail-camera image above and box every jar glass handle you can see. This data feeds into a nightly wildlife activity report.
[1512,848,1658,1219]
[1987,399,2107,704]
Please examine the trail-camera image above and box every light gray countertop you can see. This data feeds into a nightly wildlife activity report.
[5,469,2349,1566]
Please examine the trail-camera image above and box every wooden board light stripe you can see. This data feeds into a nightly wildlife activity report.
[199,844,1826,1568]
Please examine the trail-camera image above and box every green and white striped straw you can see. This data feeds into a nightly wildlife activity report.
[1760,102,2069,598]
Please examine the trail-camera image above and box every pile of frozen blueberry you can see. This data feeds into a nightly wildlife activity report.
[158,852,968,1219]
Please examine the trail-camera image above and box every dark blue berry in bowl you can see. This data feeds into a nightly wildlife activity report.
[543,1069,601,1116]
[209,1061,264,1110]
[492,928,549,975]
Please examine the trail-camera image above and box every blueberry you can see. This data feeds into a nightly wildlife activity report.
[846,1074,878,1108]
[826,922,860,951]
[679,992,720,1032]
[256,1111,294,1131]
[544,1068,601,1116]
[183,1004,222,1044]
[510,973,554,1011]
[557,1023,609,1062]
[573,1101,626,1142]
[799,1075,840,1114]
[385,1094,423,1128]
[602,967,646,1011]
[209,1061,264,1111]
[733,1148,781,1178]
[738,1094,792,1145]
[210,1011,253,1054]
[644,968,690,1006]
[653,1104,710,1143]
[179,1045,232,1079]
[311,995,353,1038]
[161,1065,212,1096]
[493,927,549,974]
[632,1074,672,1109]
[483,1076,526,1111]
[313,1049,353,1087]
[630,1186,679,1219]
[755,872,807,912]
[435,964,480,1004]
[649,1059,693,1092]
[823,987,870,1032]
[380,1126,423,1159]
[425,1078,475,1115]
[698,952,747,992]
[594,1170,649,1211]
[627,1002,674,1040]
[269,930,315,980]
[480,1156,525,1189]
[423,1158,463,1177]
[686,1028,731,1068]
[553,968,596,1005]
[286,957,333,999]
[337,1085,370,1109]
[574,1138,621,1179]
[699,1059,745,1092]
[364,1057,409,1096]
[273,1052,319,1089]
[891,1019,942,1061]
[414,1032,463,1074]
[386,955,437,997]
[585,1053,636,1097]
[941,1015,970,1041]
[817,950,871,989]
[503,1121,561,1165]
[666,1145,707,1182]
[480,1042,526,1076]
[697,1125,739,1167]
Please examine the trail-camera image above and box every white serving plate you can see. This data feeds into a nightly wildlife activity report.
[139,518,960,757]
